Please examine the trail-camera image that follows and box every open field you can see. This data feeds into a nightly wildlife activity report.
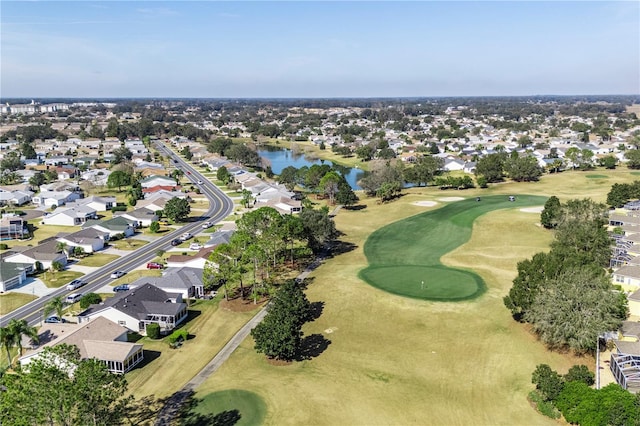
[108,238,149,250]
[361,195,547,300]
[185,389,266,426]
[126,299,262,399]
[191,169,631,425]
[0,293,37,315]
[75,253,120,267]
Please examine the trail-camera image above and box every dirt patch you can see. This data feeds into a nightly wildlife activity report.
[412,200,438,207]
[220,297,267,312]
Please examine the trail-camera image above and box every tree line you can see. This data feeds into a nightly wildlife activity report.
[504,197,626,353]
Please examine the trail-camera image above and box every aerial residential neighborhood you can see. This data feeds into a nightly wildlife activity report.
[1,0,639,424]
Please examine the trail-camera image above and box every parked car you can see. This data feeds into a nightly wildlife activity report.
[201,221,213,229]
[170,238,181,246]
[189,243,202,250]
[147,262,164,270]
[65,293,83,304]
[44,316,66,324]
[110,270,126,279]
[158,220,171,226]
[66,279,87,291]
[197,180,204,185]
[113,284,130,293]
[180,233,193,241]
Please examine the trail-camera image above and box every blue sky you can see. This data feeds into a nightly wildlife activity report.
[2,1,639,98]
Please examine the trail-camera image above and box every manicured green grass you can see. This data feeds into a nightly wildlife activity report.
[185,389,266,426]
[0,293,37,315]
[109,270,162,287]
[585,174,609,179]
[360,195,547,300]
[108,238,149,250]
[75,253,120,267]
[39,270,84,288]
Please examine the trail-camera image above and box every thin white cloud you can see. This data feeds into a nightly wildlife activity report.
[136,7,179,17]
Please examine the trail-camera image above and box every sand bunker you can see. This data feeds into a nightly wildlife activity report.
[437,197,465,202]
[412,201,438,207]
[520,206,544,213]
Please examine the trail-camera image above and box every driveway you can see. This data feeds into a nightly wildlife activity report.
[10,277,57,298]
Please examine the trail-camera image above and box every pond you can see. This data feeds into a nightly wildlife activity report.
[258,147,364,190]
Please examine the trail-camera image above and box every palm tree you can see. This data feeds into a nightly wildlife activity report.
[171,168,184,185]
[0,326,15,366]
[55,241,68,255]
[43,296,65,320]
[7,319,38,357]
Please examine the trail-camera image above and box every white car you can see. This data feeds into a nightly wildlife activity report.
[197,180,204,185]
[189,243,203,250]
[180,233,193,241]
[201,221,213,229]
[110,270,126,279]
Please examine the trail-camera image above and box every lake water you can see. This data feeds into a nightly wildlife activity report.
[258,148,364,190]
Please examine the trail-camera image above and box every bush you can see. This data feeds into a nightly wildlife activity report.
[168,329,188,344]
[79,293,102,309]
[528,390,561,419]
[111,205,127,212]
[109,233,125,241]
[146,323,161,339]
[0,243,8,250]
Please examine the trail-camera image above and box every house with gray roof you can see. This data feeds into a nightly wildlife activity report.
[0,261,30,292]
[41,205,97,226]
[19,317,143,374]
[2,240,67,270]
[66,196,115,212]
[78,284,188,335]
[0,214,29,240]
[130,267,205,299]
[83,216,135,237]
[114,207,158,227]
[55,227,109,254]
[32,190,82,208]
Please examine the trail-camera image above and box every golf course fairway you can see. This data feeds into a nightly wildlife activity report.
[359,194,548,301]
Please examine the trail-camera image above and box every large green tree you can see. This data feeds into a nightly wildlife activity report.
[505,155,542,182]
[163,197,191,222]
[540,196,562,229]
[106,170,131,192]
[475,153,505,183]
[404,155,444,186]
[251,280,312,360]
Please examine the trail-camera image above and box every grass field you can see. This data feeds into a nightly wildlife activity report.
[109,270,162,287]
[189,168,633,425]
[0,293,37,315]
[75,253,120,267]
[360,195,547,300]
[183,389,266,426]
[108,238,148,250]
[39,270,84,288]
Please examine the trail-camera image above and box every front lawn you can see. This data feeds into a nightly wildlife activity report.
[0,293,37,315]
[38,270,84,288]
[108,238,149,250]
[75,253,120,267]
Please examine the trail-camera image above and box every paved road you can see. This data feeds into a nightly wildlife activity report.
[0,142,233,327]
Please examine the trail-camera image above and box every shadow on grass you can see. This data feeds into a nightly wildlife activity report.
[309,301,324,321]
[130,349,161,371]
[344,204,367,211]
[177,393,242,426]
[295,333,331,361]
[328,240,357,257]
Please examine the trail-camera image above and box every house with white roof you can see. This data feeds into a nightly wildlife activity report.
[42,205,97,226]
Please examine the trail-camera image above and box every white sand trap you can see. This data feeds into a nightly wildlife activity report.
[412,200,438,207]
[520,206,544,213]
[437,197,465,202]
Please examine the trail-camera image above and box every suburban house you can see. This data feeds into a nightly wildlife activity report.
[78,284,188,335]
[114,207,158,228]
[2,240,67,270]
[613,265,640,288]
[66,196,116,212]
[41,205,98,226]
[0,190,34,206]
[32,190,82,208]
[0,215,29,240]
[83,216,135,238]
[203,229,234,249]
[19,317,144,374]
[55,228,109,254]
[140,175,178,189]
[0,261,30,292]
[130,267,205,299]
[166,247,216,270]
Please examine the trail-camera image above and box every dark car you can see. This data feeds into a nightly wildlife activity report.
[113,284,130,293]
[173,159,179,163]
[171,238,181,246]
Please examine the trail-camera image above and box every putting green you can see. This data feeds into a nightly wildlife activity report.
[187,389,266,426]
[359,194,548,301]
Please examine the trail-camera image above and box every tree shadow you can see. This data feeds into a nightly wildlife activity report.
[295,333,331,361]
[328,240,357,257]
[308,301,324,321]
[177,393,242,426]
[344,204,367,211]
